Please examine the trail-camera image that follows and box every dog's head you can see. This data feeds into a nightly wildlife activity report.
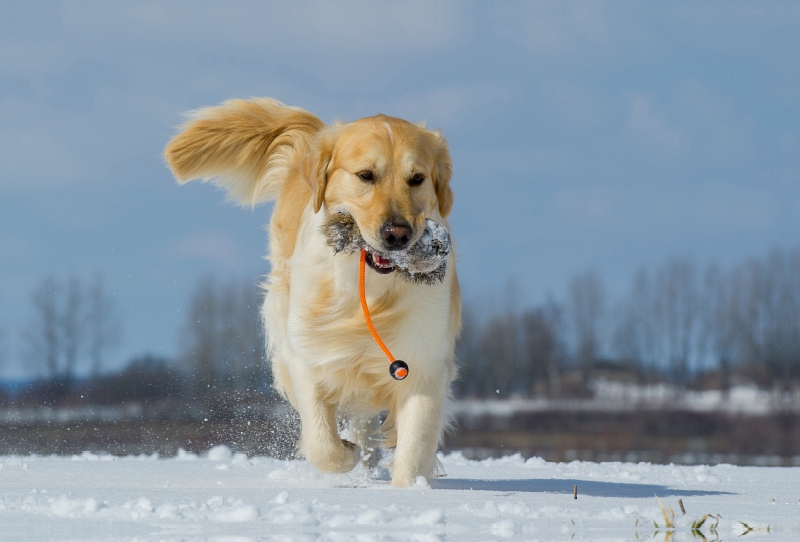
[304,115,453,272]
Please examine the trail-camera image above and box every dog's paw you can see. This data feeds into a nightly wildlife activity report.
[335,439,361,472]
[390,472,429,488]
[303,439,360,474]
[390,460,441,487]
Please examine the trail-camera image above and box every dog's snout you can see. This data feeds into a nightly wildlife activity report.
[381,222,413,250]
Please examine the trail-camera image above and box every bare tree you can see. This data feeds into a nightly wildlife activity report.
[0,322,6,375]
[22,275,121,383]
[702,264,739,395]
[521,305,561,397]
[453,301,484,397]
[0,294,6,374]
[232,280,266,388]
[727,257,765,372]
[613,266,657,373]
[713,250,800,385]
[23,277,62,379]
[653,257,701,389]
[567,269,606,373]
[217,278,265,389]
[60,276,84,382]
[87,274,123,376]
[184,275,218,391]
[480,312,522,397]
[759,250,800,381]
[182,275,266,393]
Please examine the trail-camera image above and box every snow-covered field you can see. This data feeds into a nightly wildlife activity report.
[1,447,797,541]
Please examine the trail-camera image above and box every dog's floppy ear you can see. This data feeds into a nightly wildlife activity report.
[303,127,341,213]
[429,129,454,218]
[164,98,324,206]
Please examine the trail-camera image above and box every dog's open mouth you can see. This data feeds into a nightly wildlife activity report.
[365,250,395,274]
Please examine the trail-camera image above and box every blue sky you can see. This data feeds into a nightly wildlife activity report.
[1,1,799,378]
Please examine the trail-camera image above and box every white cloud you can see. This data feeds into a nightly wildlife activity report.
[0,121,89,189]
[672,80,754,165]
[626,93,683,151]
[690,185,778,233]
[0,85,163,189]
[522,0,609,56]
[487,0,618,58]
[0,234,41,263]
[623,183,781,237]
[667,3,800,27]
[54,1,463,58]
[382,84,514,129]
[541,80,606,130]
[555,186,621,228]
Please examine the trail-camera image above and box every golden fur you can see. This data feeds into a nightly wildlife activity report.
[165,98,460,486]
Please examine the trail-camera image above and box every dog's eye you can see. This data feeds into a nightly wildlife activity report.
[356,170,375,182]
[408,173,425,187]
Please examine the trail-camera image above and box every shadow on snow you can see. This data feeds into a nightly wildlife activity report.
[433,478,732,498]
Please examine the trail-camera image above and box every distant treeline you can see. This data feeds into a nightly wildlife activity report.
[456,248,800,398]
[5,247,800,406]
[4,274,269,407]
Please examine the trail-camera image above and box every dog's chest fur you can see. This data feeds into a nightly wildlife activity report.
[277,209,455,407]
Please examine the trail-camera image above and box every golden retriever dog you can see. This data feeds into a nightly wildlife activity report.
[164,98,460,487]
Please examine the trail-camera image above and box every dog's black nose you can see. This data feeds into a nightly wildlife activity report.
[381,222,413,250]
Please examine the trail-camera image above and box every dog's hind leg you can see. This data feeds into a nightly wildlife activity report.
[289,363,360,474]
[348,414,383,470]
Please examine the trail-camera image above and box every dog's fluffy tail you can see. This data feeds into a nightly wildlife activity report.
[164,98,324,206]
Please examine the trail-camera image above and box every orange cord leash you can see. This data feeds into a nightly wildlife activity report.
[359,248,409,380]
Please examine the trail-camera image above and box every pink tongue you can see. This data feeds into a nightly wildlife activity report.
[373,254,392,267]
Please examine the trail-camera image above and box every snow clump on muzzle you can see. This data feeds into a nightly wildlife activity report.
[321,212,451,285]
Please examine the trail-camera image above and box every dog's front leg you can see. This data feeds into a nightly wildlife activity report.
[391,375,448,487]
[290,363,360,473]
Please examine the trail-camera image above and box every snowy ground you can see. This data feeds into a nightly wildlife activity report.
[1,447,798,541]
